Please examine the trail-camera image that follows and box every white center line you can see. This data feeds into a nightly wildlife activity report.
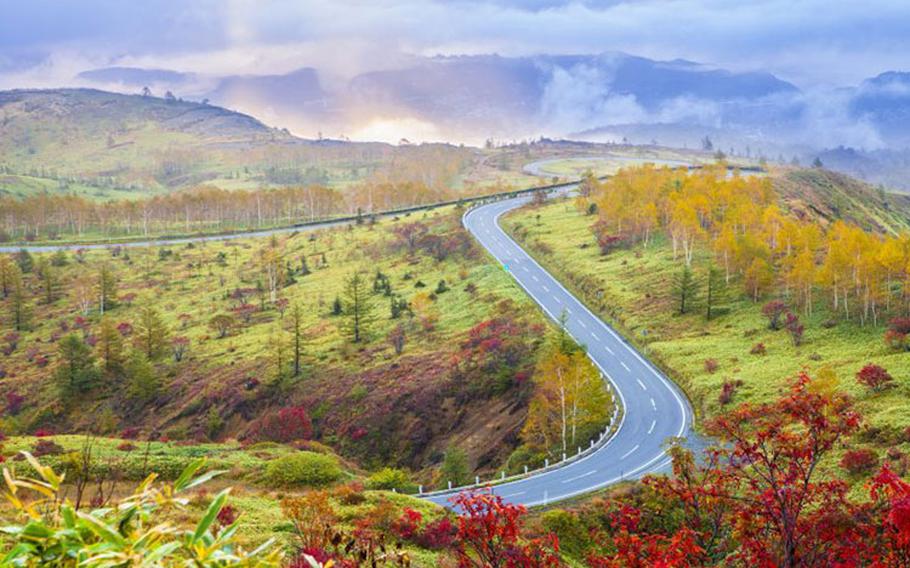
[591,332,599,340]
[542,285,550,292]
[579,320,587,328]
[562,470,598,484]
[648,420,656,434]
[605,345,614,355]
[502,491,526,498]
[554,296,562,303]
[620,361,630,372]
[532,275,539,282]
[621,444,640,460]
[636,378,647,390]
[650,397,657,410]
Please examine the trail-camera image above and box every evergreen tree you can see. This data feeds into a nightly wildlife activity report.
[125,350,160,404]
[289,302,305,377]
[135,306,169,360]
[8,264,29,331]
[54,334,99,397]
[97,263,118,314]
[342,272,376,343]
[673,265,698,315]
[705,264,728,320]
[96,317,126,377]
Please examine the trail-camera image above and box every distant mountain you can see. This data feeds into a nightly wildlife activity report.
[78,67,196,88]
[849,72,910,147]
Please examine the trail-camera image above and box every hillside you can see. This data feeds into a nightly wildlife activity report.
[0,88,480,200]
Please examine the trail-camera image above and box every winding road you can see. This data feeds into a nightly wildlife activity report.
[424,191,694,507]
[1,174,696,508]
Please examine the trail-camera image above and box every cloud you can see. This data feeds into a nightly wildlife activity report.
[2,0,909,90]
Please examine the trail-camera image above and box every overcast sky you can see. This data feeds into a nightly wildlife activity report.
[1,0,908,89]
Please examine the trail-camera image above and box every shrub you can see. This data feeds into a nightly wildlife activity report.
[785,312,804,346]
[32,439,64,457]
[263,452,343,488]
[366,467,416,493]
[5,391,24,415]
[117,442,137,452]
[252,406,312,443]
[857,364,894,391]
[841,449,879,475]
[750,342,767,355]
[0,454,278,565]
[704,358,719,374]
[762,300,787,330]
[719,379,742,406]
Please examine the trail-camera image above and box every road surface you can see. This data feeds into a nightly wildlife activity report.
[423,193,694,507]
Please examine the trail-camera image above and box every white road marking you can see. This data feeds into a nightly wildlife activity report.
[532,275,539,282]
[650,398,657,410]
[579,321,587,328]
[521,266,529,273]
[605,346,614,355]
[542,285,550,292]
[636,379,647,391]
[591,332,599,340]
[554,296,562,303]
[502,491,526,498]
[562,470,597,484]
[648,420,656,434]
[621,445,640,460]
[620,361,630,372]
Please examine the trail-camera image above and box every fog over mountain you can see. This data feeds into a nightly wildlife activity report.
[75,53,907,153]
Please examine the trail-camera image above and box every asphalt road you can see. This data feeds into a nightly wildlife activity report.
[423,193,694,508]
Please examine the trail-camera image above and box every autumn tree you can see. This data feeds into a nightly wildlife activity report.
[0,255,14,297]
[523,342,609,456]
[135,305,169,360]
[450,491,561,568]
[387,323,406,355]
[35,257,58,304]
[208,314,235,339]
[54,333,99,397]
[341,272,375,343]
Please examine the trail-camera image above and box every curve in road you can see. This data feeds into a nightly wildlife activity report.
[424,192,694,508]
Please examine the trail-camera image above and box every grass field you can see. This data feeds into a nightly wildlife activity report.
[504,197,910,482]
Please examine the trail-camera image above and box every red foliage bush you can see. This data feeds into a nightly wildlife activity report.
[33,428,53,437]
[762,300,787,330]
[32,438,64,456]
[117,442,137,452]
[251,405,313,443]
[841,448,879,475]
[857,363,894,391]
[120,427,141,440]
[750,342,767,355]
[5,392,24,416]
[217,504,238,527]
[718,379,740,405]
[785,311,804,346]
[418,517,457,550]
[703,359,719,374]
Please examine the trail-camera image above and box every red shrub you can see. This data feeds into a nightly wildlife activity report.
[117,322,133,337]
[857,364,894,391]
[718,380,739,405]
[392,508,423,540]
[217,504,238,527]
[762,300,787,330]
[704,359,719,374]
[785,312,804,346]
[120,427,141,440]
[33,439,64,456]
[418,517,457,550]
[750,342,767,355]
[252,405,313,443]
[33,428,53,437]
[117,442,137,452]
[5,392,24,415]
[841,448,879,475]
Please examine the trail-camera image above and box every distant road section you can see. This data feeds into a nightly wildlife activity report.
[424,191,694,507]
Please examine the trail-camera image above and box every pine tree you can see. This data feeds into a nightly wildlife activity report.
[705,264,728,320]
[342,272,376,343]
[125,350,160,404]
[135,306,169,360]
[8,264,29,331]
[97,263,118,314]
[96,317,126,378]
[673,265,699,314]
[54,334,99,397]
[289,302,305,376]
